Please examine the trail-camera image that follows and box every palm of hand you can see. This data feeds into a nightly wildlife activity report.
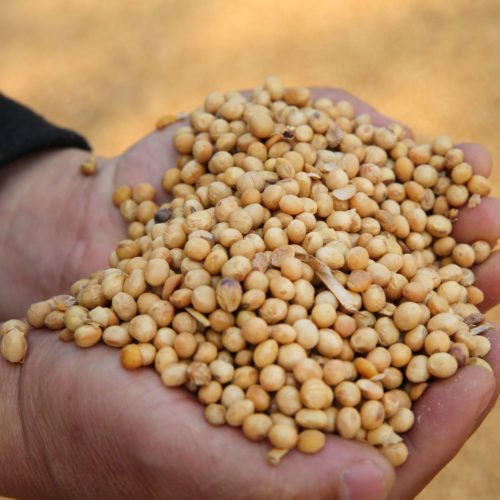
[0,127,178,318]
[4,88,500,499]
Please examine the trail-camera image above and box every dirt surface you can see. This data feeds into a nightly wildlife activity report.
[1,0,499,497]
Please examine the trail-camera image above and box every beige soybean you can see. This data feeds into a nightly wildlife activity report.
[1,329,28,363]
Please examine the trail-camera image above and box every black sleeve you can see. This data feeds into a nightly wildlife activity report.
[0,93,91,167]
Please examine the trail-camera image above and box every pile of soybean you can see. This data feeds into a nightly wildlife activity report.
[1,77,495,466]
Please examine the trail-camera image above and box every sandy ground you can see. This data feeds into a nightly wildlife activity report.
[1,0,499,497]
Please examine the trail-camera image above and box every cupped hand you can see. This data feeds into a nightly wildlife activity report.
[4,328,498,499]
[0,88,499,499]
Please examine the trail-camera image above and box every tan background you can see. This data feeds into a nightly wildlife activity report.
[1,0,499,497]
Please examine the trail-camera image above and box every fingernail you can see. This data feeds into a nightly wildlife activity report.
[340,460,387,500]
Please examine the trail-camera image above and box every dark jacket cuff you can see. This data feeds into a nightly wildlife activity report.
[0,93,91,167]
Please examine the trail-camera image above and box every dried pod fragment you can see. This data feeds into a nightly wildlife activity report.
[366,424,403,446]
[470,324,494,336]
[464,313,486,326]
[266,448,290,466]
[162,274,182,300]
[271,246,295,267]
[467,194,482,208]
[333,184,356,201]
[265,134,283,149]
[296,254,357,313]
[378,303,396,316]
[187,362,212,386]
[252,252,272,273]
[185,308,211,328]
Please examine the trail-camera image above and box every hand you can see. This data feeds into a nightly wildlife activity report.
[0,88,499,499]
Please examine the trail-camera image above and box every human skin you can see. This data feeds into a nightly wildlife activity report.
[0,89,498,499]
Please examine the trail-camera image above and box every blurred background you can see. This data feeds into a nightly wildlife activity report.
[1,0,498,497]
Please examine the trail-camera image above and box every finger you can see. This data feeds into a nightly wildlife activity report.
[470,250,500,312]
[389,358,498,499]
[310,87,413,136]
[456,143,493,178]
[452,198,500,245]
